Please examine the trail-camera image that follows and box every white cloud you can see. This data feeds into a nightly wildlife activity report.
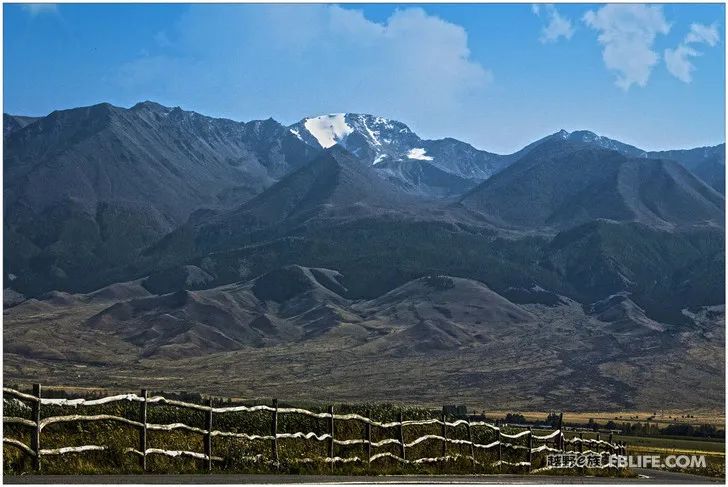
[583,4,670,90]
[664,45,700,83]
[114,5,491,134]
[22,4,58,16]
[665,22,720,83]
[534,4,574,44]
[685,23,719,46]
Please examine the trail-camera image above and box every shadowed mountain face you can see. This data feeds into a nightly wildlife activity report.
[496,130,725,194]
[146,146,425,264]
[459,140,724,231]
[647,144,726,194]
[3,114,39,136]
[374,158,478,198]
[4,102,320,295]
[6,102,319,222]
[221,146,411,225]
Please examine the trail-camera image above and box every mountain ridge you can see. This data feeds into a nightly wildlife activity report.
[4,101,725,314]
[4,102,320,295]
[7,103,725,163]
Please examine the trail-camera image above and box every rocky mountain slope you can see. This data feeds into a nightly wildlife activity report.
[4,102,319,295]
[648,144,725,194]
[5,103,723,324]
[3,114,39,136]
[289,113,503,195]
[3,101,725,409]
[459,139,724,231]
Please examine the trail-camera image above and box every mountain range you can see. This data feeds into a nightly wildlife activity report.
[3,101,725,409]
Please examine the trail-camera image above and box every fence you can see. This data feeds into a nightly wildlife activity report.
[3,384,626,474]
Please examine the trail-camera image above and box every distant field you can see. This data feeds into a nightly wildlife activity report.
[486,410,725,427]
[617,435,724,454]
[624,436,724,479]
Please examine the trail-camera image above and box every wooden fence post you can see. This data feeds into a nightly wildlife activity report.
[608,432,613,452]
[595,433,600,454]
[579,432,583,454]
[558,413,564,451]
[496,427,502,471]
[527,427,533,472]
[328,405,334,471]
[31,383,41,471]
[271,399,279,466]
[205,398,213,472]
[365,411,372,466]
[139,389,147,471]
[398,412,406,461]
[440,411,447,473]
[440,411,447,459]
[466,419,475,471]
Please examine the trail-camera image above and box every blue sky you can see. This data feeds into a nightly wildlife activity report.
[4,3,725,153]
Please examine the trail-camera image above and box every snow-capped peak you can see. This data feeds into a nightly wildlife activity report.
[303,114,353,149]
[290,113,431,167]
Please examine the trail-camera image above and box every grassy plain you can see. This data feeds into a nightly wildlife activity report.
[486,410,725,427]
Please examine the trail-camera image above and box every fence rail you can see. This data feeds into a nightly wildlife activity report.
[3,384,627,474]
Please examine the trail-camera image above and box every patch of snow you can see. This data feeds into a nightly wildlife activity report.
[406,148,434,161]
[289,128,303,141]
[373,153,388,165]
[361,117,381,146]
[303,114,353,149]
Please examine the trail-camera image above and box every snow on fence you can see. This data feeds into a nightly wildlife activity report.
[3,384,626,473]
